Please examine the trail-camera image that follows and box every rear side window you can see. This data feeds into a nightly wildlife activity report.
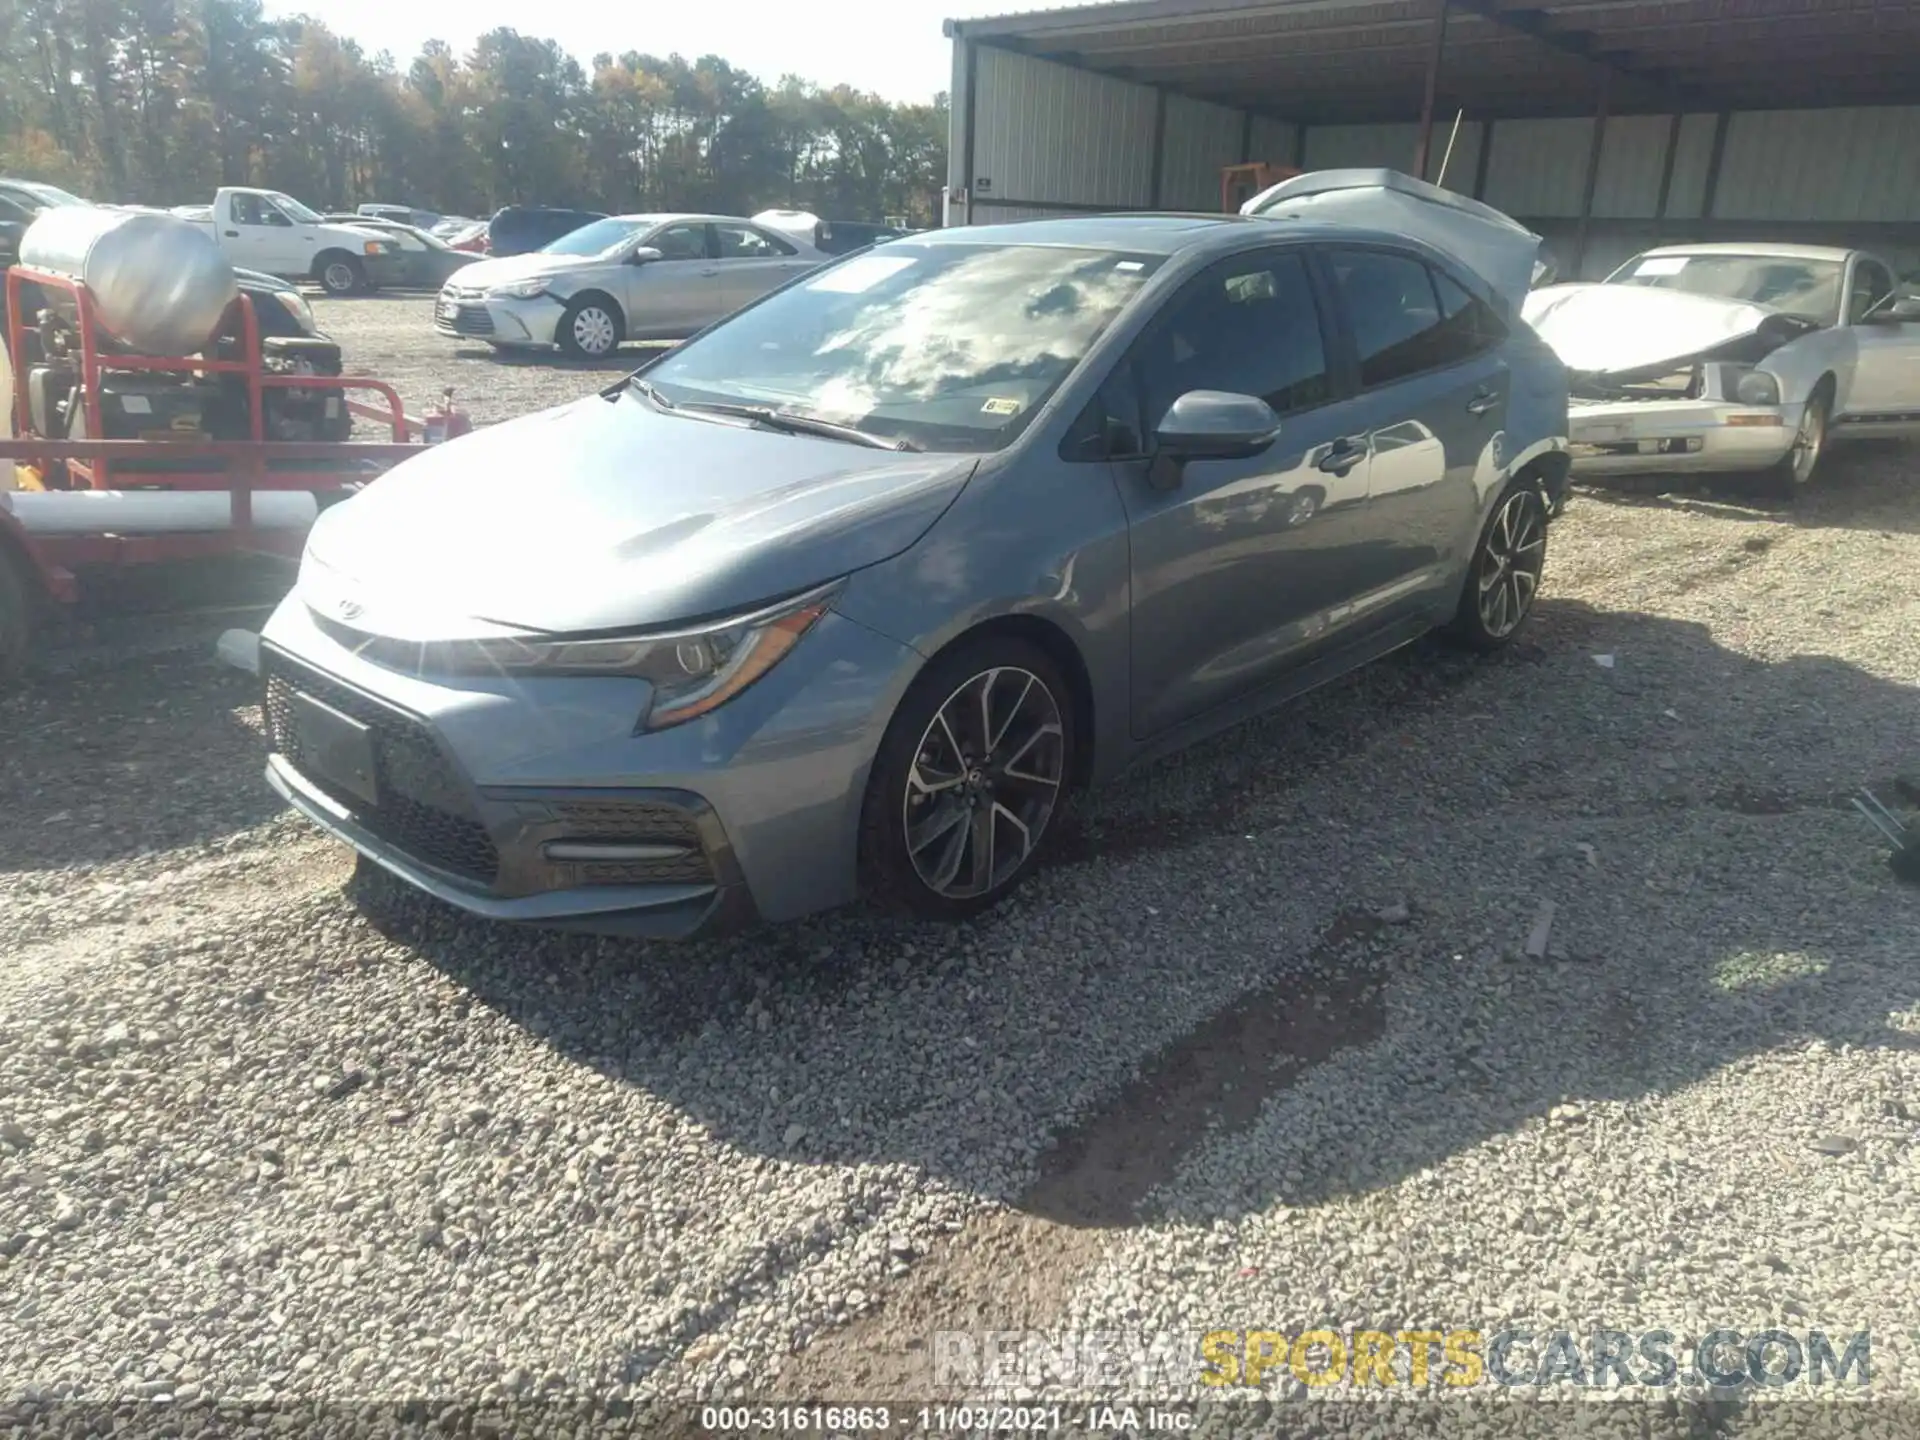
[1326,247,1484,387]
[651,224,711,261]
[1432,267,1508,353]
[715,224,795,259]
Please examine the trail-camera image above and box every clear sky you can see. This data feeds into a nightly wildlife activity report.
[267,0,1039,104]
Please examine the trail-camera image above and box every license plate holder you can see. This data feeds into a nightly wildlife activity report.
[290,690,380,808]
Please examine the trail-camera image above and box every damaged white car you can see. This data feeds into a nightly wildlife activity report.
[1523,244,1920,487]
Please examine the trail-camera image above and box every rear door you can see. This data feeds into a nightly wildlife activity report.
[1104,244,1386,739]
[1317,244,1511,621]
[709,223,813,316]
[620,221,723,338]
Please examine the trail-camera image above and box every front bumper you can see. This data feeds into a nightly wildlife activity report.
[362,252,411,288]
[433,290,563,348]
[255,595,919,937]
[1565,397,1801,476]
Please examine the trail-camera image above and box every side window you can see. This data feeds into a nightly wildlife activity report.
[1431,266,1507,354]
[716,224,795,259]
[1849,260,1894,324]
[1325,247,1462,387]
[259,201,293,227]
[231,194,264,226]
[0,196,29,223]
[1131,249,1331,430]
[651,224,710,261]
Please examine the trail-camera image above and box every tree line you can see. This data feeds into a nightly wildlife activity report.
[0,0,951,225]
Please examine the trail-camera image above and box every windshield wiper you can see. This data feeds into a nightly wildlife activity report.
[675,400,919,452]
[625,376,677,410]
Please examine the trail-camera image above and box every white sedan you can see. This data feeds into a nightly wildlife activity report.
[433,214,829,359]
[1524,243,1920,487]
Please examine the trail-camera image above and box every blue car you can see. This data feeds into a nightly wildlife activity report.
[254,170,1570,938]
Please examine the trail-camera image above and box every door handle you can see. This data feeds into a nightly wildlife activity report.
[1466,388,1501,415]
[1316,438,1366,475]
[224,229,239,237]
[700,267,720,276]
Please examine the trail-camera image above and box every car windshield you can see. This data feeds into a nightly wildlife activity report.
[21,181,84,207]
[540,218,645,257]
[265,191,323,224]
[1609,252,1844,324]
[639,243,1166,452]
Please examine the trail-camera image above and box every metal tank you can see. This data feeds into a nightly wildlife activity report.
[19,205,238,356]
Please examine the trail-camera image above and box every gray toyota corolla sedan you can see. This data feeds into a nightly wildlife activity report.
[257,171,1570,938]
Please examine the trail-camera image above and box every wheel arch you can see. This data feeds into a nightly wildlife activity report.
[310,247,356,278]
[564,288,626,327]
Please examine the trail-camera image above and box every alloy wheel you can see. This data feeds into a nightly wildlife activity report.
[572,307,617,357]
[902,666,1065,900]
[1789,396,1826,486]
[1476,488,1546,640]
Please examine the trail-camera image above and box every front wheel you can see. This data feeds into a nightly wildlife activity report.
[859,637,1075,921]
[1769,387,1829,491]
[1447,481,1548,652]
[557,297,624,359]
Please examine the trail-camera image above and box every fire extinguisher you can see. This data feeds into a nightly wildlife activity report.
[423,386,473,445]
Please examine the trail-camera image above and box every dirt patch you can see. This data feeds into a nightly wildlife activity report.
[774,911,1389,1401]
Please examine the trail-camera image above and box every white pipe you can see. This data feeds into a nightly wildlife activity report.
[2,488,318,535]
[1435,109,1465,189]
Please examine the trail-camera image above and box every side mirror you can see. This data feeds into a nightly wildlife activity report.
[1148,390,1282,490]
[627,246,665,265]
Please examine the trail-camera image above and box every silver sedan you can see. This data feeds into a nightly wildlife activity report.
[433,214,830,358]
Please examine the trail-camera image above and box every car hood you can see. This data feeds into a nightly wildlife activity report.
[1242,168,1542,314]
[300,392,977,637]
[449,251,608,289]
[1521,282,1800,377]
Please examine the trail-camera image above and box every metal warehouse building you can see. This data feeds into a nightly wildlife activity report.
[941,0,1920,279]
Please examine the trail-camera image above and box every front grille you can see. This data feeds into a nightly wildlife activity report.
[570,855,714,886]
[437,304,494,337]
[550,799,702,847]
[507,796,714,887]
[264,653,500,887]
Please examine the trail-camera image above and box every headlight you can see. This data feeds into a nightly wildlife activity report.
[487,278,551,300]
[272,289,316,332]
[427,582,839,731]
[1734,370,1781,406]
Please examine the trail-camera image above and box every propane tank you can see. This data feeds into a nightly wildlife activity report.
[19,206,239,357]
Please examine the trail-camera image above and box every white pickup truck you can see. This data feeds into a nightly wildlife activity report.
[174,188,406,295]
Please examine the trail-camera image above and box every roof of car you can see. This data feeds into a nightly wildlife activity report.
[1638,241,1860,264]
[903,212,1423,257]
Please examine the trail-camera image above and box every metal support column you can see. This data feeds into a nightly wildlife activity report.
[1239,110,1254,165]
[1700,110,1732,221]
[1472,119,1495,200]
[959,39,979,226]
[1412,0,1452,179]
[1149,87,1169,208]
[1571,68,1611,279]
[1650,111,1684,243]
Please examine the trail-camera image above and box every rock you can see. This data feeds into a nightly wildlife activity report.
[1373,902,1413,925]
[0,1121,30,1151]
[727,1358,750,1380]
[783,1124,807,1148]
[1810,1135,1859,1157]
[52,1196,84,1231]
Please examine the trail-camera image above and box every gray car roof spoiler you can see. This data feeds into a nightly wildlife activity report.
[1241,168,1543,316]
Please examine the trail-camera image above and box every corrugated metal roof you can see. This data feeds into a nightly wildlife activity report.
[949,0,1920,124]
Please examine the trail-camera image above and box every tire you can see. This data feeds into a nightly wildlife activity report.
[316,254,366,297]
[557,296,624,360]
[1768,384,1830,492]
[1446,479,1549,652]
[858,636,1077,922]
[0,541,34,690]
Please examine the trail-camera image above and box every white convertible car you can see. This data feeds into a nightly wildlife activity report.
[1524,243,1920,487]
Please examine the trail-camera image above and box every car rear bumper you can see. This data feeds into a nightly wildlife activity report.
[1566,397,1801,476]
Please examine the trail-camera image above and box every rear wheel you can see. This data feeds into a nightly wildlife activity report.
[1447,480,1548,652]
[859,637,1075,921]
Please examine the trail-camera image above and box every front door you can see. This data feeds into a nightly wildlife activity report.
[1842,256,1920,429]
[1115,245,1385,740]
[230,194,304,274]
[621,221,725,339]
[1318,245,1512,619]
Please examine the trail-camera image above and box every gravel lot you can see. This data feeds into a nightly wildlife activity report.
[4,294,1920,1436]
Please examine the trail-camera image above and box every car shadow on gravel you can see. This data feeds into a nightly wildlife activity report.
[1573,437,1920,535]
[344,596,1920,1235]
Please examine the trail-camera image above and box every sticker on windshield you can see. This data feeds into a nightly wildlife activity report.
[981,397,1023,416]
[1634,255,1691,276]
[807,255,917,293]
[1115,260,1145,271]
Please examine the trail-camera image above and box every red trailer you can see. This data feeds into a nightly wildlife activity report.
[0,264,468,684]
